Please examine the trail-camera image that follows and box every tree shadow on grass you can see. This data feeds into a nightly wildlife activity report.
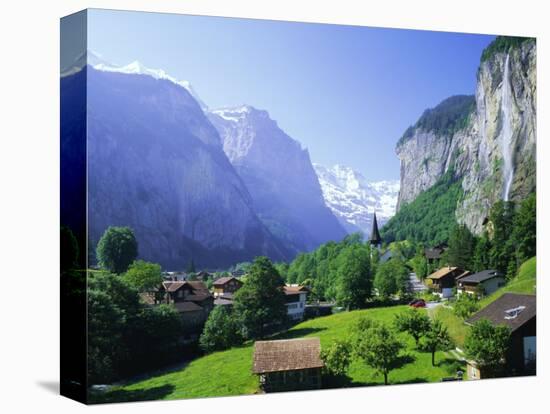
[437,356,466,376]
[274,327,327,340]
[89,384,175,404]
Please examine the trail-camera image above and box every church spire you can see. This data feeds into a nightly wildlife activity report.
[369,211,382,247]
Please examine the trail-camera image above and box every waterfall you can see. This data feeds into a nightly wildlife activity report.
[500,54,514,201]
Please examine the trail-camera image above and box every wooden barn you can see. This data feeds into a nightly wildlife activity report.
[253,338,324,393]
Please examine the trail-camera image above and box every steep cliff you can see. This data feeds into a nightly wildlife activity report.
[208,106,347,252]
[395,37,536,234]
[69,67,292,269]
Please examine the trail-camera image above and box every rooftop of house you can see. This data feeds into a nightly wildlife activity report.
[466,293,536,332]
[283,285,309,295]
[162,280,210,293]
[424,247,445,260]
[427,266,461,280]
[213,276,242,287]
[458,269,502,284]
[173,301,204,313]
[213,297,234,306]
[252,338,324,374]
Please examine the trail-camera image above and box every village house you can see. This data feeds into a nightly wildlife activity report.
[456,269,505,297]
[158,280,214,342]
[284,285,308,321]
[426,266,469,298]
[212,276,243,298]
[466,293,536,379]
[253,338,324,393]
[424,243,448,265]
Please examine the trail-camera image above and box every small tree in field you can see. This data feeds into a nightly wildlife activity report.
[199,306,243,353]
[321,340,353,377]
[394,308,431,347]
[96,226,138,274]
[453,293,479,319]
[464,319,511,377]
[355,324,405,385]
[421,319,453,366]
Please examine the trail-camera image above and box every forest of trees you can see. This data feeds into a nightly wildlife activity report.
[398,95,476,146]
[381,170,464,246]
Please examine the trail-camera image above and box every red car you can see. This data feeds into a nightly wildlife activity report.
[409,299,426,308]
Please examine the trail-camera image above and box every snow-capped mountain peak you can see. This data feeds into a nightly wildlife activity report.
[313,163,399,235]
[61,50,207,110]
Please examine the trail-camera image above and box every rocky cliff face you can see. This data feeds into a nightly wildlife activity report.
[79,67,291,269]
[208,106,347,252]
[396,39,536,234]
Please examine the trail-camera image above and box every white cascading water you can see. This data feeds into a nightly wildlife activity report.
[500,54,514,201]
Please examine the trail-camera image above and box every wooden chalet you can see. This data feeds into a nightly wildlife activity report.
[424,243,448,264]
[456,269,505,297]
[466,293,536,379]
[253,338,324,393]
[212,276,243,297]
[159,280,214,341]
[283,285,309,321]
[426,267,469,298]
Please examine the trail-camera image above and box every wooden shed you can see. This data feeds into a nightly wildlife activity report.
[252,338,324,393]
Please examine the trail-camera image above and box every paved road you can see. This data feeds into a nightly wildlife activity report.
[408,272,427,293]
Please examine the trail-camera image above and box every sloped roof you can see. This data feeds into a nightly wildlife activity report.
[213,276,242,286]
[466,293,536,332]
[253,338,324,374]
[427,267,460,280]
[369,212,382,245]
[162,281,187,292]
[173,301,203,313]
[459,269,502,283]
[283,285,309,295]
[425,247,445,259]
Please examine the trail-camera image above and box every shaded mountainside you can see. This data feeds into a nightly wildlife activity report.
[208,106,347,253]
[394,37,536,236]
[313,164,399,235]
[62,66,294,269]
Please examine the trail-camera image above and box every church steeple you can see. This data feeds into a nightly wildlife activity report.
[369,211,382,247]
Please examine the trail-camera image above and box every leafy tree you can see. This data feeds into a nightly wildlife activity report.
[447,224,475,270]
[335,244,372,309]
[233,257,287,339]
[453,293,480,319]
[199,306,243,353]
[374,259,409,298]
[421,319,453,366]
[123,260,163,292]
[87,271,183,383]
[464,319,511,377]
[355,324,405,385]
[410,245,428,280]
[320,339,353,377]
[394,308,431,347]
[96,226,138,274]
[511,193,536,263]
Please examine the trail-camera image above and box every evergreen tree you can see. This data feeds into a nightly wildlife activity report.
[473,233,492,271]
[447,224,475,269]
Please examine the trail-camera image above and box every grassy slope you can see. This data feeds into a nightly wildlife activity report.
[478,256,536,308]
[432,257,536,349]
[92,306,464,403]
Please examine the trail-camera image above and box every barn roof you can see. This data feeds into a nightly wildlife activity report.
[253,338,324,374]
[466,293,536,332]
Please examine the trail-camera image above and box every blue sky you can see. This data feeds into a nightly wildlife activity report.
[88,9,494,181]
